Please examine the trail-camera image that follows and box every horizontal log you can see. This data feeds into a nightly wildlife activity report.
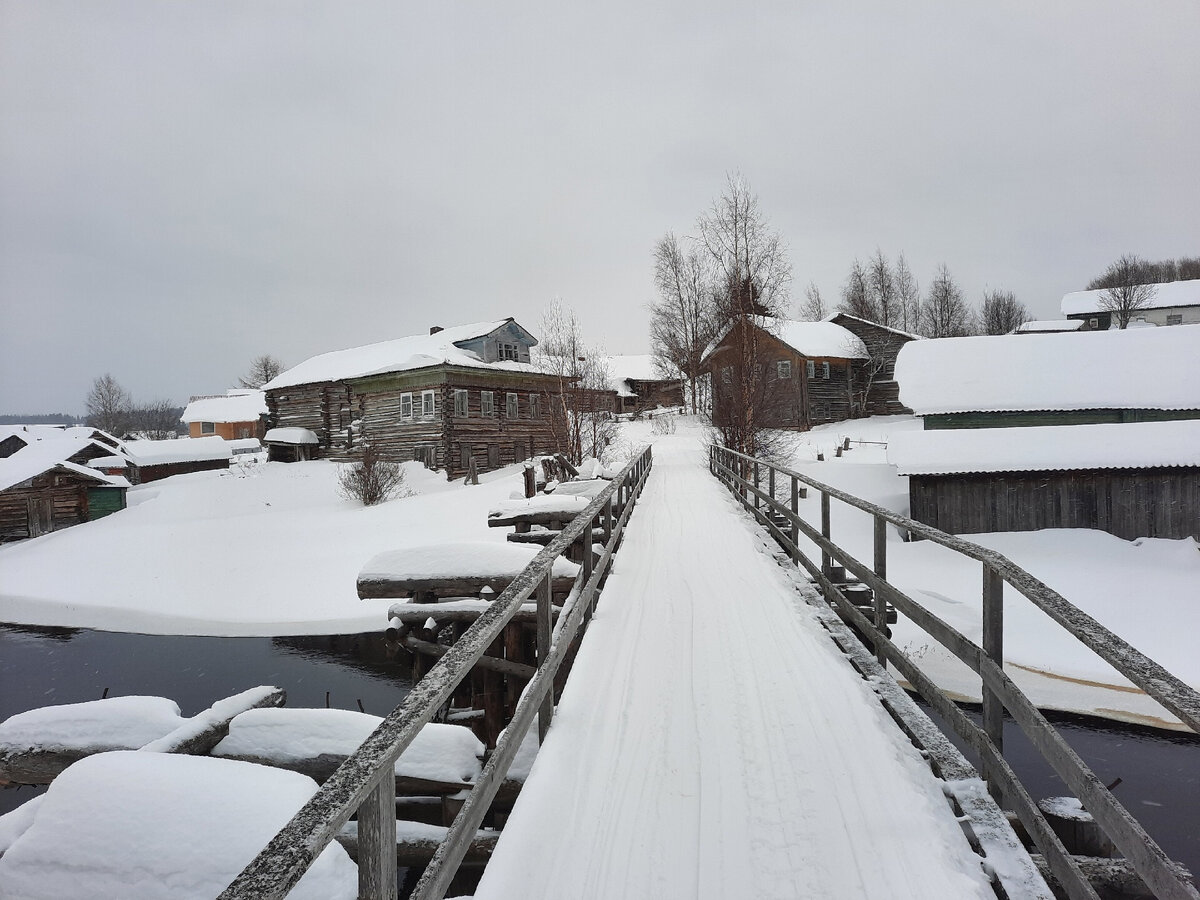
[387,606,557,625]
[358,573,576,600]
[403,635,536,680]
[506,527,605,545]
[487,510,590,527]
[213,751,473,796]
[335,821,499,867]
[1030,855,1194,899]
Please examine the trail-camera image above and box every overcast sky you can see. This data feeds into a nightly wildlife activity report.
[2,1,1197,415]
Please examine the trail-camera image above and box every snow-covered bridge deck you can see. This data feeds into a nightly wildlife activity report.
[473,434,1003,899]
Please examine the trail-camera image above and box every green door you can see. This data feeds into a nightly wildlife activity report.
[87,487,126,520]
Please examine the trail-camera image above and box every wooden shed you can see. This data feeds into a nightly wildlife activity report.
[888,420,1200,541]
[826,313,918,417]
[122,437,233,484]
[263,319,564,480]
[0,442,130,543]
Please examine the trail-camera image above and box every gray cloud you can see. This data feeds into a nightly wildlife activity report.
[3,0,1198,413]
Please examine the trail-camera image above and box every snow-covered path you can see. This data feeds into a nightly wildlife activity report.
[474,430,996,899]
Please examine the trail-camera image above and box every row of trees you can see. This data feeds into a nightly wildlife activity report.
[805,251,1031,337]
[85,374,182,440]
[1086,254,1200,290]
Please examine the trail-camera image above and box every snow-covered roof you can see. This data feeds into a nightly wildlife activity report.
[359,541,579,583]
[887,420,1200,476]
[123,436,232,466]
[264,427,320,445]
[181,390,266,424]
[1061,279,1200,317]
[703,317,868,364]
[263,319,540,390]
[0,437,130,493]
[894,326,1200,415]
[1013,320,1084,333]
[604,354,681,396]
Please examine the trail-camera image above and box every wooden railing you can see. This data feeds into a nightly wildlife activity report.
[710,444,1199,900]
[221,446,653,900]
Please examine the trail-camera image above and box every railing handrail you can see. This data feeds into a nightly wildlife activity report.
[711,444,1199,900]
[221,446,653,899]
[711,444,1200,734]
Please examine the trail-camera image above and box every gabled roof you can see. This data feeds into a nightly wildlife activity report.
[1061,279,1200,317]
[702,317,867,365]
[894,326,1200,415]
[603,355,681,396]
[0,439,131,493]
[263,319,540,391]
[181,391,267,424]
[887,420,1200,476]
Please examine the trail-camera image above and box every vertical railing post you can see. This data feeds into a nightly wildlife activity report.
[357,772,398,899]
[603,495,613,544]
[820,491,831,579]
[768,465,775,508]
[537,572,553,741]
[753,461,761,512]
[982,563,1004,798]
[580,523,597,617]
[873,515,888,666]
[790,475,800,564]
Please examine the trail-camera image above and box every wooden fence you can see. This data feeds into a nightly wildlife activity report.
[220,445,653,900]
[710,444,1199,900]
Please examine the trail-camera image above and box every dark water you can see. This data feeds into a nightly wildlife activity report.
[913,695,1200,879]
[0,624,413,817]
[2,625,1197,883]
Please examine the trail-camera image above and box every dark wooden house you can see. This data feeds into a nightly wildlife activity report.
[890,327,1200,540]
[122,437,233,484]
[826,313,918,418]
[262,319,564,480]
[702,317,867,430]
[604,355,684,415]
[0,436,130,543]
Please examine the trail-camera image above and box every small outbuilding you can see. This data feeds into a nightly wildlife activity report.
[122,437,232,483]
[263,427,320,463]
[180,390,267,440]
[603,355,684,415]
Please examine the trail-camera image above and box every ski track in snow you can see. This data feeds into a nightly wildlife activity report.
[473,431,995,900]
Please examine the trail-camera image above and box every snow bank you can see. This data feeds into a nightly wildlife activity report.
[894,327,1200,414]
[213,708,483,783]
[359,541,579,584]
[488,493,591,519]
[264,427,319,444]
[0,696,183,753]
[887,419,1200,474]
[0,751,356,899]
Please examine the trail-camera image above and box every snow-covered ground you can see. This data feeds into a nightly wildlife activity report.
[0,457,569,636]
[772,416,1200,729]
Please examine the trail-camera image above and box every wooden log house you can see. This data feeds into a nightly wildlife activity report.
[826,313,918,417]
[262,319,564,480]
[890,327,1200,540]
[701,316,869,430]
[0,431,130,542]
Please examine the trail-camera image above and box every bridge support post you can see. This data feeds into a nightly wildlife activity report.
[357,772,398,899]
[873,516,888,666]
[982,563,1005,800]
[537,572,553,742]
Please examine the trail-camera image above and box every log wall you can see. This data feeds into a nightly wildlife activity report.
[0,472,92,542]
[908,467,1200,541]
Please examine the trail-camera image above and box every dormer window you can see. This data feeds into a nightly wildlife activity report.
[498,342,520,362]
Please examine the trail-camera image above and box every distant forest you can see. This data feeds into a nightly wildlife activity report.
[0,413,85,426]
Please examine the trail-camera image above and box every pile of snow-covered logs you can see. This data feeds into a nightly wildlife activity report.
[0,689,509,880]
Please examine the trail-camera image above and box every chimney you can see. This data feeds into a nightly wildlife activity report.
[430,325,443,335]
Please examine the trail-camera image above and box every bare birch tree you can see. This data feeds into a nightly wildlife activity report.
[1095,255,1159,329]
[980,288,1030,335]
[867,248,897,327]
[919,264,976,337]
[838,258,877,321]
[650,232,716,414]
[893,252,921,333]
[85,374,132,436]
[797,281,828,321]
[239,355,285,389]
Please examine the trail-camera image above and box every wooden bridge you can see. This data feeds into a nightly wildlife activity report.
[221,436,1199,900]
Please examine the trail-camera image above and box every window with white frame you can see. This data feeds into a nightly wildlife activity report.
[453,389,468,417]
[422,390,437,417]
[401,393,413,419]
[498,342,520,361]
[776,360,791,379]
[481,391,495,416]
[806,360,815,379]
[529,393,541,419]
[822,361,830,380]
[506,392,519,418]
